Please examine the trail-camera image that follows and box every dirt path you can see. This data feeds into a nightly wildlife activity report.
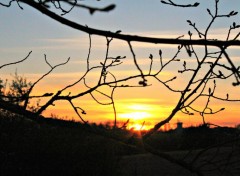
[117,153,195,176]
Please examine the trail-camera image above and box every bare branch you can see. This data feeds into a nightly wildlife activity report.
[128,42,147,86]
[221,48,240,86]
[161,0,200,8]
[87,34,91,71]
[23,55,70,109]
[62,1,116,15]
[0,0,15,7]
[17,0,240,47]
[69,99,87,123]
[0,51,32,70]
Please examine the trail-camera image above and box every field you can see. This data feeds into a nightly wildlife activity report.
[1,111,240,176]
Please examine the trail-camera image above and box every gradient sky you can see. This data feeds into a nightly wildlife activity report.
[0,0,240,129]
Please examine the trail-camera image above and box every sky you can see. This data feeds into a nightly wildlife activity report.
[0,0,240,130]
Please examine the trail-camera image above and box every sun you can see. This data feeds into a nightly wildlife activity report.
[119,111,151,120]
[118,104,154,130]
[119,111,152,130]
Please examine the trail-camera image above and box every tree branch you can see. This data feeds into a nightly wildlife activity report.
[0,51,32,69]
[161,0,200,8]
[18,0,240,47]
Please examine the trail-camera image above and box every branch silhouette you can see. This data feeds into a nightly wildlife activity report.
[7,0,238,48]
[161,0,200,8]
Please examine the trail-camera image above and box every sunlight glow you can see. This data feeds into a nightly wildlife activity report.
[119,111,151,120]
[117,104,155,130]
[129,123,145,131]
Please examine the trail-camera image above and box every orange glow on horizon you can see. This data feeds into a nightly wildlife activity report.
[15,72,240,129]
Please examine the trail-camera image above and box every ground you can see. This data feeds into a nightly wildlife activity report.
[1,111,240,176]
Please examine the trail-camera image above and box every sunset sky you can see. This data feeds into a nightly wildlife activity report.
[0,0,240,130]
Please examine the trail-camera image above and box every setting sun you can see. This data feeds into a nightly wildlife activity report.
[119,112,152,130]
[116,104,155,130]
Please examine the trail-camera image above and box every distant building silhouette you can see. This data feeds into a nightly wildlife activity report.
[176,121,183,132]
[237,124,240,130]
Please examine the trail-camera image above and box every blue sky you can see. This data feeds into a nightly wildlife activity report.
[1,1,239,54]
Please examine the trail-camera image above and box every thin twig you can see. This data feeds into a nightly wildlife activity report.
[0,51,32,70]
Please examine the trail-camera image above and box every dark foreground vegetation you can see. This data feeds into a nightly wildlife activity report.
[0,111,139,176]
[146,125,240,152]
[1,110,240,176]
